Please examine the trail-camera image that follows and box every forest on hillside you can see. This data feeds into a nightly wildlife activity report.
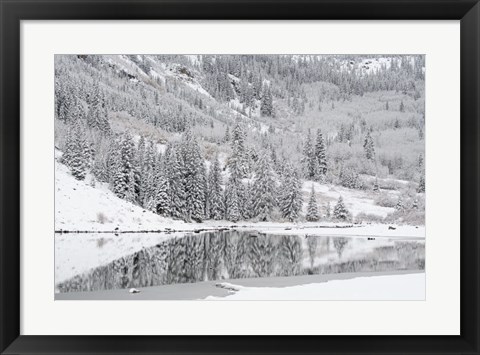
[55,54,425,224]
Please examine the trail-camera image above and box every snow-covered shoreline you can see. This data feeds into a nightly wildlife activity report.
[206,272,425,301]
[55,270,425,301]
[56,158,424,237]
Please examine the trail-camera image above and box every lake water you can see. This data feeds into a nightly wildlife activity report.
[56,230,425,293]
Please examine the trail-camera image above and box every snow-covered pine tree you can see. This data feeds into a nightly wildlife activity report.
[153,173,171,216]
[223,126,230,142]
[141,142,157,207]
[181,130,206,222]
[279,165,303,222]
[417,176,425,193]
[252,152,276,221]
[165,145,186,220]
[65,121,90,181]
[363,131,375,160]
[225,176,241,222]
[208,154,225,220]
[111,133,136,200]
[240,182,254,220]
[333,196,349,221]
[136,136,146,203]
[228,123,247,179]
[260,84,273,117]
[61,124,75,167]
[70,98,85,122]
[57,83,74,122]
[306,185,320,222]
[395,197,405,211]
[339,166,361,189]
[314,129,327,180]
[86,83,111,134]
[125,166,136,203]
[302,130,316,180]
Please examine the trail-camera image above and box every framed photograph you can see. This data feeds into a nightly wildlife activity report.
[1,0,479,354]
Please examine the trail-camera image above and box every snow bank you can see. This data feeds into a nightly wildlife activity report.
[55,160,191,232]
[206,273,425,300]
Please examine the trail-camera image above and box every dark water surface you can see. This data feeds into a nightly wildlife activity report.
[56,230,425,293]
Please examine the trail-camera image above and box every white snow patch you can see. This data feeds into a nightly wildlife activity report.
[206,273,425,300]
[55,159,191,232]
[302,180,395,218]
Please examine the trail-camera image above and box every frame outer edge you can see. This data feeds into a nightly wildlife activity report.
[1,1,21,355]
[461,2,480,353]
[1,0,480,354]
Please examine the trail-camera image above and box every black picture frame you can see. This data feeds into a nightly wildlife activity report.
[1,0,479,354]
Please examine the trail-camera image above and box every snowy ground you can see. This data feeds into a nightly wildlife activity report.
[300,180,395,218]
[55,271,425,300]
[206,272,425,301]
[55,158,193,232]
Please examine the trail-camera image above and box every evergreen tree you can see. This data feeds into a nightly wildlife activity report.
[112,133,137,201]
[181,130,206,222]
[225,176,241,222]
[153,173,171,216]
[141,142,157,206]
[228,123,248,179]
[223,126,230,142]
[252,152,276,221]
[302,130,316,179]
[279,165,303,222]
[165,145,186,220]
[314,129,327,179]
[125,166,136,203]
[136,136,146,204]
[395,197,405,211]
[63,121,90,181]
[339,166,361,189]
[208,154,225,220]
[86,83,111,134]
[306,185,320,222]
[417,176,425,193]
[363,131,375,160]
[107,139,121,190]
[260,84,273,117]
[61,125,76,167]
[333,196,349,220]
[240,182,254,220]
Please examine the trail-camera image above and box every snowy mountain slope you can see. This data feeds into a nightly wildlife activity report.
[55,153,191,232]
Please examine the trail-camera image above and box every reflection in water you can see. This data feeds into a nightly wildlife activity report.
[57,231,425,293]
